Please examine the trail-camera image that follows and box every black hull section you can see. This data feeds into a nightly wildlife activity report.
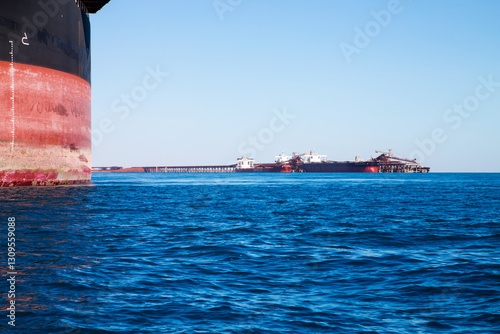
[301,162,379,173]
[0,1,91,82]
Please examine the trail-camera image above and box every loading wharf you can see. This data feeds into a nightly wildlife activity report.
[93,150,430,174]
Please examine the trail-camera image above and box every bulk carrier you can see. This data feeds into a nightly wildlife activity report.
[234,152,378,173]
[0,0,109,186]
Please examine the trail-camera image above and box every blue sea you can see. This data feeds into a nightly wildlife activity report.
[1,173,499,333]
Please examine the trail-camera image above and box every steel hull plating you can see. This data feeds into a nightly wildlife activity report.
[0,1,91,186]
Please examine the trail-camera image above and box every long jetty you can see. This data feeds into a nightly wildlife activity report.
[93,165,237,173]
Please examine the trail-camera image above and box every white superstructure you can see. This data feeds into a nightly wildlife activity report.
[275,152,292,163]
[301,151,328,163]
[236,157,255,169]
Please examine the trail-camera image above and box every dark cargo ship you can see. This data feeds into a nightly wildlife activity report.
[301,161,379,173]
[0,0,109,186]
[235,152,378,173]
[286,152,379,173]
[298,150,429,173]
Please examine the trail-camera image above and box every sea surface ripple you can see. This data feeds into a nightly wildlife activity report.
[0,173,499,333]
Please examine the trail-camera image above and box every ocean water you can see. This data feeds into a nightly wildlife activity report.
[0,173,499,334]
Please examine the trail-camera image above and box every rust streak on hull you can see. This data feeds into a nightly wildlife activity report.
[0,62,91,187]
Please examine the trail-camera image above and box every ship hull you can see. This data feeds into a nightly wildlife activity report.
[0,1,91,187]
[235,164,291,173]
[301,162,379,173]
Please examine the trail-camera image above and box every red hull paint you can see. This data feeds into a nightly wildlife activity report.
[281,165,291,173]
[0,62,91,187]
[0,61,91,148]
[363,166,379,173]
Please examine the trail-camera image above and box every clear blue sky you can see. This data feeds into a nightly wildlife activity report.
[90,0,500,172]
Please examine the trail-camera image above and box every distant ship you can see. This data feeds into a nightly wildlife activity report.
[235,152,377,173]
[296,152,379,173]
[0,0,109,186]
[235,151,429,173]
[235,156,291,173]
